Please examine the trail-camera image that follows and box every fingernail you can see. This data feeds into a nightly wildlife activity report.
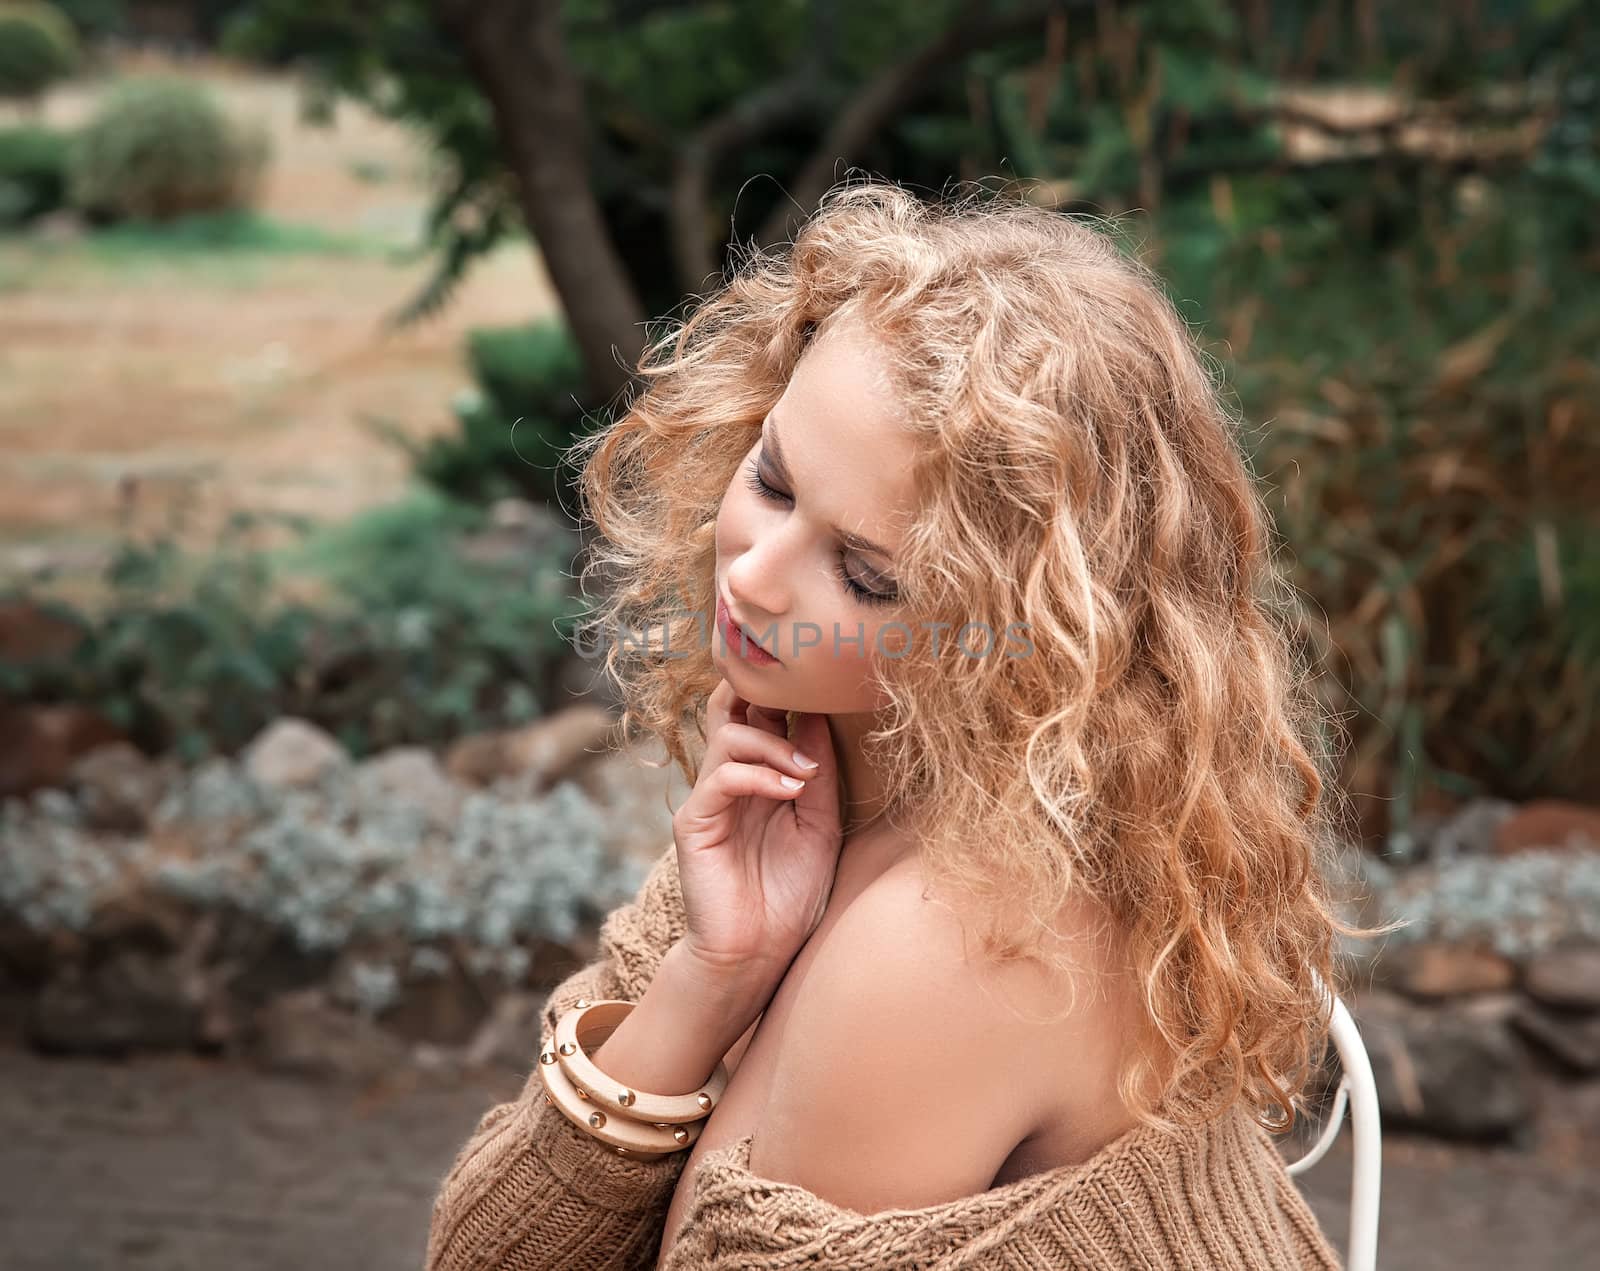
[792,750,818,769]
[779,775,805,789]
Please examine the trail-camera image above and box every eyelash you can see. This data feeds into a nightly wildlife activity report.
[743,460,898,607]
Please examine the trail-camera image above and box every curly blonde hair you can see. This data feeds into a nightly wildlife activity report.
[570,177,1392,1139]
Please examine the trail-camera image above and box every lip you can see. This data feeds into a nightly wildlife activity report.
[716,592,780,665]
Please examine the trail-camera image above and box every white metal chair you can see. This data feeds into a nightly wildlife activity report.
[1282,968,1381,1271]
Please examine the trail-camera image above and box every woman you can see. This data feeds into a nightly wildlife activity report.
[426,179,1382,1269]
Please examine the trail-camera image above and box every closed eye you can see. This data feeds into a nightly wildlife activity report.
[743,459,898,606]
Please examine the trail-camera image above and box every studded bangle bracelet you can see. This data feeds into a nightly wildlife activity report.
[537,1044,700,1158]
[550,998,731,1125]
[535,998,730,1159]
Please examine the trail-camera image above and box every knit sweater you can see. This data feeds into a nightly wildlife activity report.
[425,842,1344,1270]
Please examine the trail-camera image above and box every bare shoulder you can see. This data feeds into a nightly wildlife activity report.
[742,857,1125,1213]
[858,858,1142,1153]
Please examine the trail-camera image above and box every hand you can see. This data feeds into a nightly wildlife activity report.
[671,678,844,989]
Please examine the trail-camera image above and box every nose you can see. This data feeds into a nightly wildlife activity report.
[725,527,796,623]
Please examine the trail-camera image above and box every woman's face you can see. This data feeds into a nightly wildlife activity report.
[713,313,918,715]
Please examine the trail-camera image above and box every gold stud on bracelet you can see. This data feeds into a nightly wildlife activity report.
[696,1093,713,1111]
[543,1093,553,1105]
[559,1041,577,1056]
[618,1089,636,1106]
[673,1127,690,1145]
[575,1086,588,1100]
[589,1111,607,1129]
[575,999,589,1009]
[539,1049,557,1065]
[614,1146,629,1156]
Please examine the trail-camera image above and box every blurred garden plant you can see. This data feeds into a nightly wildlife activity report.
[0,1,79,107]
[69,75,272,223]
[0,492,583,762]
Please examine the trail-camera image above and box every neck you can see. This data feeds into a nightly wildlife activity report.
[823,708,897,838]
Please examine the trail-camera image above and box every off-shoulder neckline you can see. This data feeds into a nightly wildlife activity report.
[688,1099,1268,1222]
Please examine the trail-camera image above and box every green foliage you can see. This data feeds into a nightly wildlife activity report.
[48,0,126,40]
[1,494,582,762]
[205,0,1600,833]
[0,121,69,225]
[80,208,374,257]
[402,318,593,508]
[68,76,272,223]
[1153,127,1600,821]
[0,1,78,102]
[221,0,514,324]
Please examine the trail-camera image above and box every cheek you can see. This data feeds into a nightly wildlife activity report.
[713,483,752,553]
[796,613,899,671]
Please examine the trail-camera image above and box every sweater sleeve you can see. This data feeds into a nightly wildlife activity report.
[424,841,692,1271]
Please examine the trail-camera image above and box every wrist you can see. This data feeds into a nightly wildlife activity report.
[581,942,774,1099]
[666,939,783,1016]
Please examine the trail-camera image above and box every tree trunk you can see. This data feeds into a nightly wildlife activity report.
[430,0,648,408]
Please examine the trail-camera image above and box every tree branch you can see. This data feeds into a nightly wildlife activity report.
[757,0,1091,249]
[669,69,829,292]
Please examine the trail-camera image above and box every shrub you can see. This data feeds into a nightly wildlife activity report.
[407,318,592,509]
[0,759,651,986]
[68,76,271,223]
[0,2,78,104]
[0,495,581,763]
[0,121,69,225]
[1157,161,1600,835]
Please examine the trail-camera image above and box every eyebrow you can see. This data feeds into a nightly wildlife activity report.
[762,413,895,560]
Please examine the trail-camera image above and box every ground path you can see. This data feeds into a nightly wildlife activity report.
[0,1047,1593,1270]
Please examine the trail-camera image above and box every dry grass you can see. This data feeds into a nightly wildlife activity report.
[0,52,559,579]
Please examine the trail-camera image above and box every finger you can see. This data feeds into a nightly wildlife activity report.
[679,761,807,838]
[786,712,841,834]
[704,679,746,740]
[712,722,818,780]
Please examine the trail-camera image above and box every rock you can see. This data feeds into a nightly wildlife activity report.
[1350,989,1534,1142]
[0,597,85,662]
[1423,798,1516,863]
[1454,990,1524,1028]
[444,705,617,790]
[572,744,686,869]
[0,703,126,800]
[441,732,504,789]
[523,933,593,994]
[252,988,410,1083]
[410,1042,464,1083]
[0,970,29,1045]
[213,918,336,1012]
[1534,1074,1600,1171]
[1522,947,1600,1012]
[463,992,544,1071]
[69,743,175,834]
[0,920,63,988]
[505,704,617,783]
[1511,1001,1600,1075]
[29,951,203,1056]
[1496,800,1600,857]
[1385,941,1518,1001]
[84,889,194,960]
[353,747,462,831]
[377,956,494,1048]
[242,718,348,790]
